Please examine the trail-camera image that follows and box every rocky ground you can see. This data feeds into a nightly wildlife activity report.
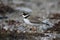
[0,0,60,40]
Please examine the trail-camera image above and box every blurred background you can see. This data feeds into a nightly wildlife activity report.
[1,0,60,18]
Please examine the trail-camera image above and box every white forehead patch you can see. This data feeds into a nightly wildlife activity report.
[22,15,29,18]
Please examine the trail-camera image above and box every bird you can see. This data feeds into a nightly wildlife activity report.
[21,12,54,32]
[21,12,50,26]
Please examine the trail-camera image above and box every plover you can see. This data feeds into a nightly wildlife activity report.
[22,12,50,26]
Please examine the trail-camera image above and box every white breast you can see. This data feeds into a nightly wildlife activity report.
[23,18,31,24]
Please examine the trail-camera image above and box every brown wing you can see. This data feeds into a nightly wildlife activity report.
[28,16,42,24]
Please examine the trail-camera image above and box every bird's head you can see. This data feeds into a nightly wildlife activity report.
[22,12,30,18]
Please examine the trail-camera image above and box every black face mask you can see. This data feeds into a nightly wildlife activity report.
[23,12,28,15]
[23,13,27,16]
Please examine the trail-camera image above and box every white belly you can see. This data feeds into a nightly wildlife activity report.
[23,19,40,26]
